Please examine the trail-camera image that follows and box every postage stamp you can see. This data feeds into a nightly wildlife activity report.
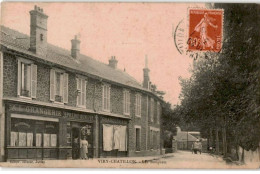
[188,9,223,52]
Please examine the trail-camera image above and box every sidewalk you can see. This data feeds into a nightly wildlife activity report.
[114,152,175,161]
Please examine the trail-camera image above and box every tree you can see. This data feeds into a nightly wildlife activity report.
[177,3,260,161]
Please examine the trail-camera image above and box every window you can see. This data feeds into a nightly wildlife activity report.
[135,94,142,117]
[150,130,153,150]
[157,102,160,124]
[123,90,130,115]
[102,84,111,111]
[76,77,87,107]
[50,69,68,103]
[135,127,141,151]
[17,59,37,98]
[10,118,58,148]
[150,98,154,122]
[149,127,160,150]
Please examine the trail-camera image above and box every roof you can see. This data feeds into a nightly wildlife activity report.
[0,25,150,93]
[175,131,198,142]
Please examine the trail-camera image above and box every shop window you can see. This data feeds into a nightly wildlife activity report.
[102,84,111,112]
[135,128,141,151]
[36,133,42,147]
[102,124,127,151]
[123,90,130,115]
[10,118,58,148]
[135,94,142,117]
[66,122,72,146]
[44,122,58,147]
[76,77,87,107]
[10,119,34,147]
[17,59,37,98]
[50,69,68,103]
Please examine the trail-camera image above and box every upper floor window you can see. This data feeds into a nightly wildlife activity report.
[157,102,160,124]
[123,90,130,115]
[102,84,111,112]
[135,94,142,117]
[17,59,37,99]
[76,77,87,108]
[50,69,68,104]
[150,98,154,122]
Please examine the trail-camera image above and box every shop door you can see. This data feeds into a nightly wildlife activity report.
[72,128,80,159]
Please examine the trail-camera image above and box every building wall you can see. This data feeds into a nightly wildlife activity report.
[3,53,17,98]
[36,63,50,103]
[2,51,162,158]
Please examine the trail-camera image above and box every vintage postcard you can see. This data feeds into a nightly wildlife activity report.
[0,2,259,169]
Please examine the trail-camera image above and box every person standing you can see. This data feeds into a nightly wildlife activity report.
[80,136,89,160]
[192,139,202,154]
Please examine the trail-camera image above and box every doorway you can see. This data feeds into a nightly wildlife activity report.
[71,122,93,159]
[72,128,80,159]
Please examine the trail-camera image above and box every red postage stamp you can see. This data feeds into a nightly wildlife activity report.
[188,9,223,52]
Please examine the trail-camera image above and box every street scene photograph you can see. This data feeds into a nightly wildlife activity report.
[0,2,259,169]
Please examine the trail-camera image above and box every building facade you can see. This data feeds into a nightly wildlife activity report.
[0,6,163,161]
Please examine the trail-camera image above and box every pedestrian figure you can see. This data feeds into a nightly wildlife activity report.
[80,136,89,160]
[192,139,202,154]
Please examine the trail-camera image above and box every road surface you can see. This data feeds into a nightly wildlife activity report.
[157,150,234,169]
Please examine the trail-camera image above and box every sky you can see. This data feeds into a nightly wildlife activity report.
[1,2,205,105]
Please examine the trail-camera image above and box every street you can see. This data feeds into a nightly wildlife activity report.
[156,150,235,169]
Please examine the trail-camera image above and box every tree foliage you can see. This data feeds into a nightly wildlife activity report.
[175,3,260,152]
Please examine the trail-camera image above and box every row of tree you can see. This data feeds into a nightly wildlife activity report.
[175,3,259,161]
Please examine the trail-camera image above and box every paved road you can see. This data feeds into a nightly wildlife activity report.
[157,150,233,169]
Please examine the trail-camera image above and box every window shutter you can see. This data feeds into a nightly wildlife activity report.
[123,91,125,114]
[76,78,80,106]
[63,73,68,103]
[50,69,55,101]
[102,85,104,110]
[135,94,137,116]
[31,64,37,98]
[17,60,21,96]
[108,86,111,111]
[140,95,142,116]
[82,80,86,106]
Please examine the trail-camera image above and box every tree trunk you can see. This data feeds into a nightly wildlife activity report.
[222,126,227,157]
[210,128,213,148]
[215,127,219,155]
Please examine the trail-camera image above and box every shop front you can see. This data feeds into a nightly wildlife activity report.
[99,116,129,158]
[4,102,96,161]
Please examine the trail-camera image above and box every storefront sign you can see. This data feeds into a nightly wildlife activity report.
[64,111,93,122]
[15,122,30,128]
[9,104,62,117]
[9,104,94,122]
[101,117,128,125]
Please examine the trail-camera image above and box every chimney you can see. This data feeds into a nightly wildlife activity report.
[143,55,150,89]
[29,5,48,57]
[109,56,118,69]
[71,35,80,59]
